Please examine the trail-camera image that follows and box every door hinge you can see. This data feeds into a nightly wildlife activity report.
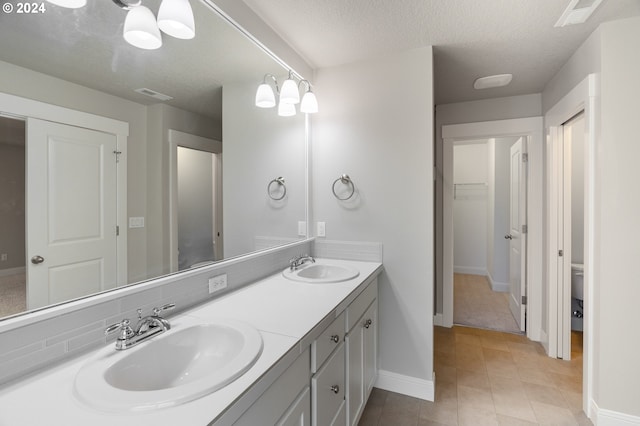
[522,224,528,234]
[522,153,529,163]
[522,296,527,305]
[558,249,563,257]
[113,150,122,163]
[116,225,120,236]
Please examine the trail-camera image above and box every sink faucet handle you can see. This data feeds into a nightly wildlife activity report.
[105,319,134,340]
[153,303,176,316]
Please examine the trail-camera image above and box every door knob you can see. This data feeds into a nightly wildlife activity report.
[504,234,513,240]
[31,255,45,264]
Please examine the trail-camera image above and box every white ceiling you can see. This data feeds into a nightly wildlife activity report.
[241,0,640,104]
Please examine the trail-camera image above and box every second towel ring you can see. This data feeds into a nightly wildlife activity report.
[268,177,286,200]
[332,174,355,200]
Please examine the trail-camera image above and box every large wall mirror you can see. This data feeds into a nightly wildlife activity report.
[0,0,308,321]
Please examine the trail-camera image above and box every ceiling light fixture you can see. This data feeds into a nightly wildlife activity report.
[473,74,513,90]
[555,0,604,27]
[255,72,319,116]
[45,0,87,8]
[113,0,195,50]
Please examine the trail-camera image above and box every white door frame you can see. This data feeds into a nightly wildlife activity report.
[544,74,597,414]
[0,92,128,286]
[168,129,223,272]
[442,117,544,341]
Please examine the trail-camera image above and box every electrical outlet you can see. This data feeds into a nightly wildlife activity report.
[208,274,227,294]
[317,222,326,237]
[0,254,7,261]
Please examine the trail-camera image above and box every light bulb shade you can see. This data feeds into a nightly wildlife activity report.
[45,0,86,8]
[124,6,163,50]
[255,83,276,108]
[157,0,195,40]
[278,102,296,117]
[300,91,318,114]
[279,78,300,104]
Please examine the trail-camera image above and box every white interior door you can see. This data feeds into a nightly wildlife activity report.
[508,137,527,331]
[27,118,118,309]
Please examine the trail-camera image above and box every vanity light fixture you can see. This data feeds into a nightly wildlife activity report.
[123,5,163,50]
[255,72,318,116]
[113,0,196,50]
[279,71,300,105]
[45,0,87,8]
[157,0,195,40]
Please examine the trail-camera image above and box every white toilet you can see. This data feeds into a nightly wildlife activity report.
[571,263,584,331]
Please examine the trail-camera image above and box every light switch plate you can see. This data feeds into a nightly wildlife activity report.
[317,222,326,237]
[298,221,307,237]
[129,217,145,228]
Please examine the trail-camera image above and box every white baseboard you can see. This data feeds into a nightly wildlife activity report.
[539,328,549,355]
[453,266,487,276]
[592,400,640,425]
[0,267,25,277]
[433,313,444,327]
[375,370,434,401]
[487,272,509,292]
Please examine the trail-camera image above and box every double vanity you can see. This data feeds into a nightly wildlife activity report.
[0,258,382,425]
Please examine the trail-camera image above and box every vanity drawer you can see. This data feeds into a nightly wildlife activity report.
[312,343,345,426]
[311,310,345,373]
[347,279,377,332]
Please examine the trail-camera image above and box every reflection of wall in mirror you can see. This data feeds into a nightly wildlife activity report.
[0,136,26,272]
[0,59,222,285]
[223,81,307,258]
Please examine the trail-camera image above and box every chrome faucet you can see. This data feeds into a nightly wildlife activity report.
[105,303,175,350]
[289,254,315,271]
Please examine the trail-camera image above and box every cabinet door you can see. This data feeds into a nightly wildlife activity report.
[312,343,345,426]
[362,302,378,397]
[277,387,311,426]
[346,324,364,426]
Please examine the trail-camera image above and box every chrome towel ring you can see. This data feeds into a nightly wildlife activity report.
[332,174,355,200]
[267,177,287,200]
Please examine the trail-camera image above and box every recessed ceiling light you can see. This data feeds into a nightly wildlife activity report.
[555,0,604,27]
[473,74,513,90]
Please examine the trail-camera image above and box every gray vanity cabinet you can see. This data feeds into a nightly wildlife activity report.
[346,280,378,426]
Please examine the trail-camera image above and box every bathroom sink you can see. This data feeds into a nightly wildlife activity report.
[283,262,359,283]
[74,319,263,412]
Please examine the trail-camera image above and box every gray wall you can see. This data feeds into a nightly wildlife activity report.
[312,47,434,383]
[0,140,25,271]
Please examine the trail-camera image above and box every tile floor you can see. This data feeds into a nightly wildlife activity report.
[454,273,520,334]
[358,326,589,426]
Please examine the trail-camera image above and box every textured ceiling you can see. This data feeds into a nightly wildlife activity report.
[241,0,640,104]
[0,0,285,119]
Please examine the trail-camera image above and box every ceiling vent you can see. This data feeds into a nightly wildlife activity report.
[134,88,173,101]
[555,0,604,27]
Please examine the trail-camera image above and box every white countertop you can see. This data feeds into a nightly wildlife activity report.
[0,259,382,426]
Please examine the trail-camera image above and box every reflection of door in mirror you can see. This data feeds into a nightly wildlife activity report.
[27,118,119,310]
[0,116,26,317]
[169,130,223,272]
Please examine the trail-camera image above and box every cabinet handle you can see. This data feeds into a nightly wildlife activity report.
[330,334,340,343]
[330,385,340,394]
[364,319,372,329]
